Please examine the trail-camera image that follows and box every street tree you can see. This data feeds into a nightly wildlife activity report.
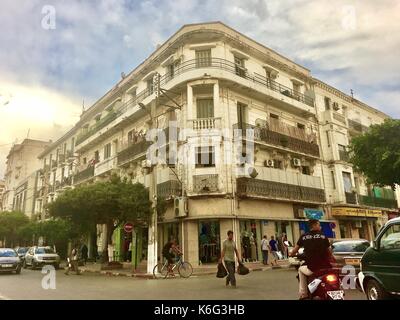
[47,175,164,264]
[349,118,400,189]
[0,211,30,247]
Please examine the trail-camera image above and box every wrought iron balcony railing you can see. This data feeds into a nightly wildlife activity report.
[345,192,357,204]
[117,140,152,166]
[193,174,219,193]
[74,166,95,184]
[358,194,398,209]
[157,180,182,199]
[236,177,326,203]
[339,150,350,162]
[233,123,320,157]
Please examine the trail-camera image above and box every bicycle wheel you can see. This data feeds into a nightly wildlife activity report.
[178,261,193,278]
[153,262,168,279]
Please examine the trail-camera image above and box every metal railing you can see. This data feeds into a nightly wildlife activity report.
[193,174,219,193]
[157,180,182,199]
[236,177,326,203]
[74,166,95,184]
[348,119,369,134]
[233,123,320,157]
[345,192,357,204]
[339,150,350,162]
[358,194,398,209]
[117,140,151,166]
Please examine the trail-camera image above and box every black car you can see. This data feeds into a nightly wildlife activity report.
[15,247,29,262]
[0,248,22,274]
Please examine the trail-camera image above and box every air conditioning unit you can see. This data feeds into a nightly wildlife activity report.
[332,102,340,111]
[292,158,302,167]
[264,159,275,167]
[141,159,152,168]
[174,196,188,218]
[352,221,362,228]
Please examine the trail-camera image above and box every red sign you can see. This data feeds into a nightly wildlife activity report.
[124,223,134,233]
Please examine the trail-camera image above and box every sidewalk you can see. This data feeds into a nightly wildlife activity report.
[78,260,290,279]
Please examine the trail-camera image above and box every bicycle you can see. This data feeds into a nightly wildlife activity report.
[153,254,193,279]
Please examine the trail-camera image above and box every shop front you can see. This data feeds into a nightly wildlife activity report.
[332,207,382,241]
[199,220,221,264]
[239,220,261,262]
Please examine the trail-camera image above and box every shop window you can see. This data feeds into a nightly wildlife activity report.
[240,220,260,262]
[199,221,220,264]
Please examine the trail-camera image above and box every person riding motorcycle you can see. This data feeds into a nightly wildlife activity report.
[289,219,333,300]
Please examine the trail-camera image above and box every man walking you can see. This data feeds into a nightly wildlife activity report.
[220,230,241,288]
[65,245,81,275]
[261,235,269,265]
[269,236,279,266]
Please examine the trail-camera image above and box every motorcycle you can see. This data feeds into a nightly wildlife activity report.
[295,252,344,300]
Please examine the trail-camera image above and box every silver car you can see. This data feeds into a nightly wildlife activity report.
[23,246,60,270]
[0,248,22,274]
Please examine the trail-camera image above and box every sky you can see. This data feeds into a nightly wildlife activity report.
[1,0,399,178]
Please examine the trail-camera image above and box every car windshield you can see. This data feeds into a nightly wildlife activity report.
[36,248,55,254]
[17,248,28,254]
[332,241,370,253]
[0,249,18,257]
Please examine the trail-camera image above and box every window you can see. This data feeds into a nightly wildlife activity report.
[326,131,330,147]
[234,56,246,77]
[104,143,111,159]
[237,102,247,127]
[338,144,348,161]
[293,83,301,93]
[94,151,100,163]
[302,166,311,175]
[195,50,211,67]
[380,224,400,250]
[331,171,336,189]
[71,138,75,152]
[167,63,175,80]
[196,99,214,118]
[342,172,352,193]
[297,123,305,130]
[270,113,279,120]
[324,97,331,110]
[83,157,87,165]
[147,79,154,95]
[195,146,215,168]
[273,160,283,170]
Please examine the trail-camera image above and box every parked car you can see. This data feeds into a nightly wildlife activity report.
[358,217,400,300]
[0,248,22,274]
[23,246,61,270]
[330,239,370,274]
[15,247,29,263]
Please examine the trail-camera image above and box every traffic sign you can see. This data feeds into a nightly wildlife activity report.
[124,222,134,233]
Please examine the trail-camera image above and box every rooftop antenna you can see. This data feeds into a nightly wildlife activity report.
[350,89,354,99]
[81,99,85,114]
[26,128,30,139]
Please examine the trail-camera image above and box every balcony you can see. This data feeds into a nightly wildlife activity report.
[159,58,314,108]
[157,180,182,199]
[345,192,357,204]
[75,111,120,146]
[117,140,152,166]
[61,176,72,188]
[236,177,325,203]
[191,117,221,130]
[339,150,350,162]
[348,119,369,134]
[233,123,320,157]
[322,110,347,127]
[94,156,117,176]
[74,166,95,184]
[193,174,219,193]
[58,154,66,164]
[358,194,398,209]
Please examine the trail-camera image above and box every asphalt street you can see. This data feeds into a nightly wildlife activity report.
[0,267,365,300]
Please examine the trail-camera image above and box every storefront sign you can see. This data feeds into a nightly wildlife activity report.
[332,207,382,218]
[124,222,134,233]
[304,208,324,220]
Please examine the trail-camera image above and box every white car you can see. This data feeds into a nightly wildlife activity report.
[23,246,61,270]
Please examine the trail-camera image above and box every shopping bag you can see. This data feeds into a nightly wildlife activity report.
[237,262,250,275]
[216,262,228,278]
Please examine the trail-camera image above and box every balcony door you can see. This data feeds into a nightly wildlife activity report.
[342,172,352,193]
[196,99,214,119]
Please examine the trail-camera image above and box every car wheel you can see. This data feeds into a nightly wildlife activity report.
[31,260,37,270]
[16,266,21,274]
[366,279,389,300]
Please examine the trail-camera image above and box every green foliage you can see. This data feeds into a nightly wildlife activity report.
[349,118,400,189]
[0,211,30,247]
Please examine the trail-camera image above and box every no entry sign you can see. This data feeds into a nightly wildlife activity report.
[124,222,134,233]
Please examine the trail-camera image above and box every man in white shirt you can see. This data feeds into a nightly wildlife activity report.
[261,235,269,265]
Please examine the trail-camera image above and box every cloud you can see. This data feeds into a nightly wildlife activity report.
[0,0,399,179]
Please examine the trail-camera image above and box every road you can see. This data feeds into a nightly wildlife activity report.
[0,267,365,300]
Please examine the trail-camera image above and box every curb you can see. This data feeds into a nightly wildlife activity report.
[78,264,290,279]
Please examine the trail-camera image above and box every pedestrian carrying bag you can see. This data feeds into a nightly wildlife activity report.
[237,262,250,275]
[216,262,228,278]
